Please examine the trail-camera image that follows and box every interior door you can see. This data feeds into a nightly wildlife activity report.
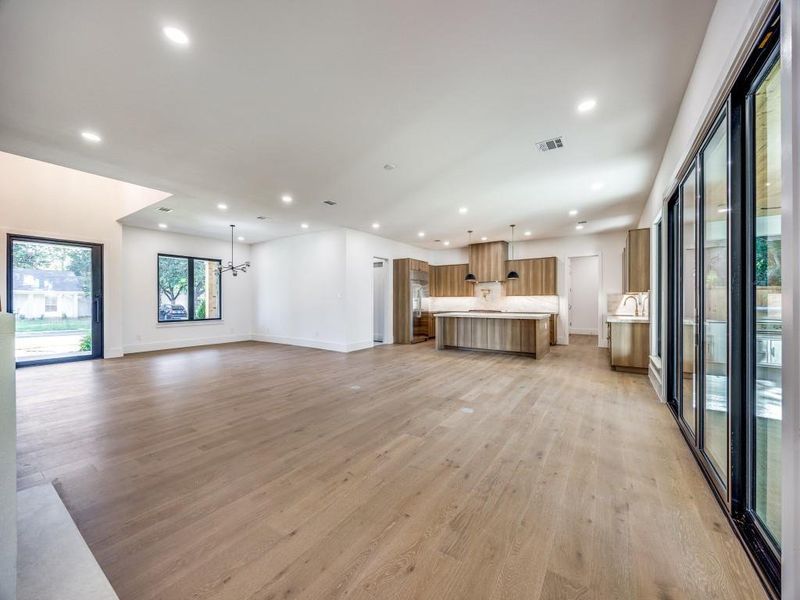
[7,235,103,365]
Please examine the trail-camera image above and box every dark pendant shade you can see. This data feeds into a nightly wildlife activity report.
[465,272,477,282]
[506,270,520,280]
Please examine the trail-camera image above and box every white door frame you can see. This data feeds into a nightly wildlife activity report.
[565,253,603,346]
[372,256,390,345]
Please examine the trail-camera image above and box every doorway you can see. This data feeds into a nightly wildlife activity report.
[373,258,387,343]
[567,255,600,339]
[7,235,103,366]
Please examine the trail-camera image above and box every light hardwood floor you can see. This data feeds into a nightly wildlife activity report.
[16,336,767,600]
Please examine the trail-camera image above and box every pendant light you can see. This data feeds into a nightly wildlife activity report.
[465,230,477,283]
[506,224,520,280]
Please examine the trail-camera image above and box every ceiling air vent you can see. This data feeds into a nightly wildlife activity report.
[322,200,337,206]
[156,206,173,213]
[536,136,564,152]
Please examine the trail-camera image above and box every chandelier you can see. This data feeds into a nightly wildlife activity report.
[218,224,250,277]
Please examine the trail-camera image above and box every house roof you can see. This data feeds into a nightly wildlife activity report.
[13,268,85,292]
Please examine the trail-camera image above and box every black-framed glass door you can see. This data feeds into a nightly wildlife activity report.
[744,41,782,560]
[664,8,781,594]
[7,235,103,366]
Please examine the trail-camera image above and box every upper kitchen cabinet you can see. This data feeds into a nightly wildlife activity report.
[469,241,508,282]
[430,264,473,297]
[505,257,557,296]
[625,228,651,292]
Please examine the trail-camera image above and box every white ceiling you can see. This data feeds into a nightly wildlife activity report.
[0,0,715,247]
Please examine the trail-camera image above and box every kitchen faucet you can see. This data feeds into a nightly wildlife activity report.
[623,293,644,317]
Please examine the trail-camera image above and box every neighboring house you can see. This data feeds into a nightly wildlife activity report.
[12,268,91,319]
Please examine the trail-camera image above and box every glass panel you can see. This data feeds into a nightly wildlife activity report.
[681,169,697,433]
[158,256,189,321]
[11,240,93,361]
[702,117,729,483]
[193,259,221,320]
[753,59,782,545]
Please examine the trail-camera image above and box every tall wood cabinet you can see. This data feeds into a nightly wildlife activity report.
[430,264,473,297]
[468,241,508,282]
[393,258,429,344]
[505,257,557,296]
[625,228,650,293]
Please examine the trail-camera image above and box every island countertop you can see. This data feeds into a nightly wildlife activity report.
[433,312,551,320]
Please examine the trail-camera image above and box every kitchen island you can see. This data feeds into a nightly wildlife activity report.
[434,312,551,358]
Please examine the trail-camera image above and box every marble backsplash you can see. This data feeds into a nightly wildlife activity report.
[425,281,559,314]
[608,292,650,316]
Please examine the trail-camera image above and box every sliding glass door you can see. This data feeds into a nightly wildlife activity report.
[679,168,697,436]
[700,114,730,488]
[664,10,781,593]
[7,235,103,365]
[747,47,782,552]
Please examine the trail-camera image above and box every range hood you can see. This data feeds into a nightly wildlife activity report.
[468,241,509,282]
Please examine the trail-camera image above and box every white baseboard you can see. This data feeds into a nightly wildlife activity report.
[104,346,123,359]
[123,334,251,355]
[569,328,598,335]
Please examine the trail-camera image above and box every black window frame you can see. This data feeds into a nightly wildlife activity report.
[157,253,223,323]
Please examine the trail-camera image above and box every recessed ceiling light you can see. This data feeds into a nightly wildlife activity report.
[237,236,245,241]
[281,194,293,204]
[591,181,604,191]
[383,163,396,170]
[217,203,228,210]
[371,222,380,229]
[163,26,190,46]
[576,224,585,230]
[300,222,309,229]
[480,236,488,241]
[458,207,468,215]
[158,223,168,229]
[524,231,532,236]
[417,231,425,238]
[577,98,597,113]
[569,209,578,216]
[80,131,102,143]
[443,240,450,246]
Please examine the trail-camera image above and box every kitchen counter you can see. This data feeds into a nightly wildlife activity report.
[433,311,551,320]
[606,315,649,323]
[434,312,550,358]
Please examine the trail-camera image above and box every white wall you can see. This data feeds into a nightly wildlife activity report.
[252,229,348,351]
[0,314,15,600]
[122,226,253,353]
[0,151,169,358]
[638,0,770,228]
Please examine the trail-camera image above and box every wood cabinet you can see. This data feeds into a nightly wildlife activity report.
[469,241,508,282]
[436,315,550,358]
[505,257,557,296]
[609,321,649,371]
[625,228,650,293]
[393,258,430,344]
[430,264,473,297]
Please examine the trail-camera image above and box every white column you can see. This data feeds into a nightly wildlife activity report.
[781,0,800,595]
[0,314,16,599]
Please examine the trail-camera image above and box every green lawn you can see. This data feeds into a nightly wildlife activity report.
[15,317,91,333]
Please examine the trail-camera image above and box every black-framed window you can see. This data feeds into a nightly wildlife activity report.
[157,254,222,322]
